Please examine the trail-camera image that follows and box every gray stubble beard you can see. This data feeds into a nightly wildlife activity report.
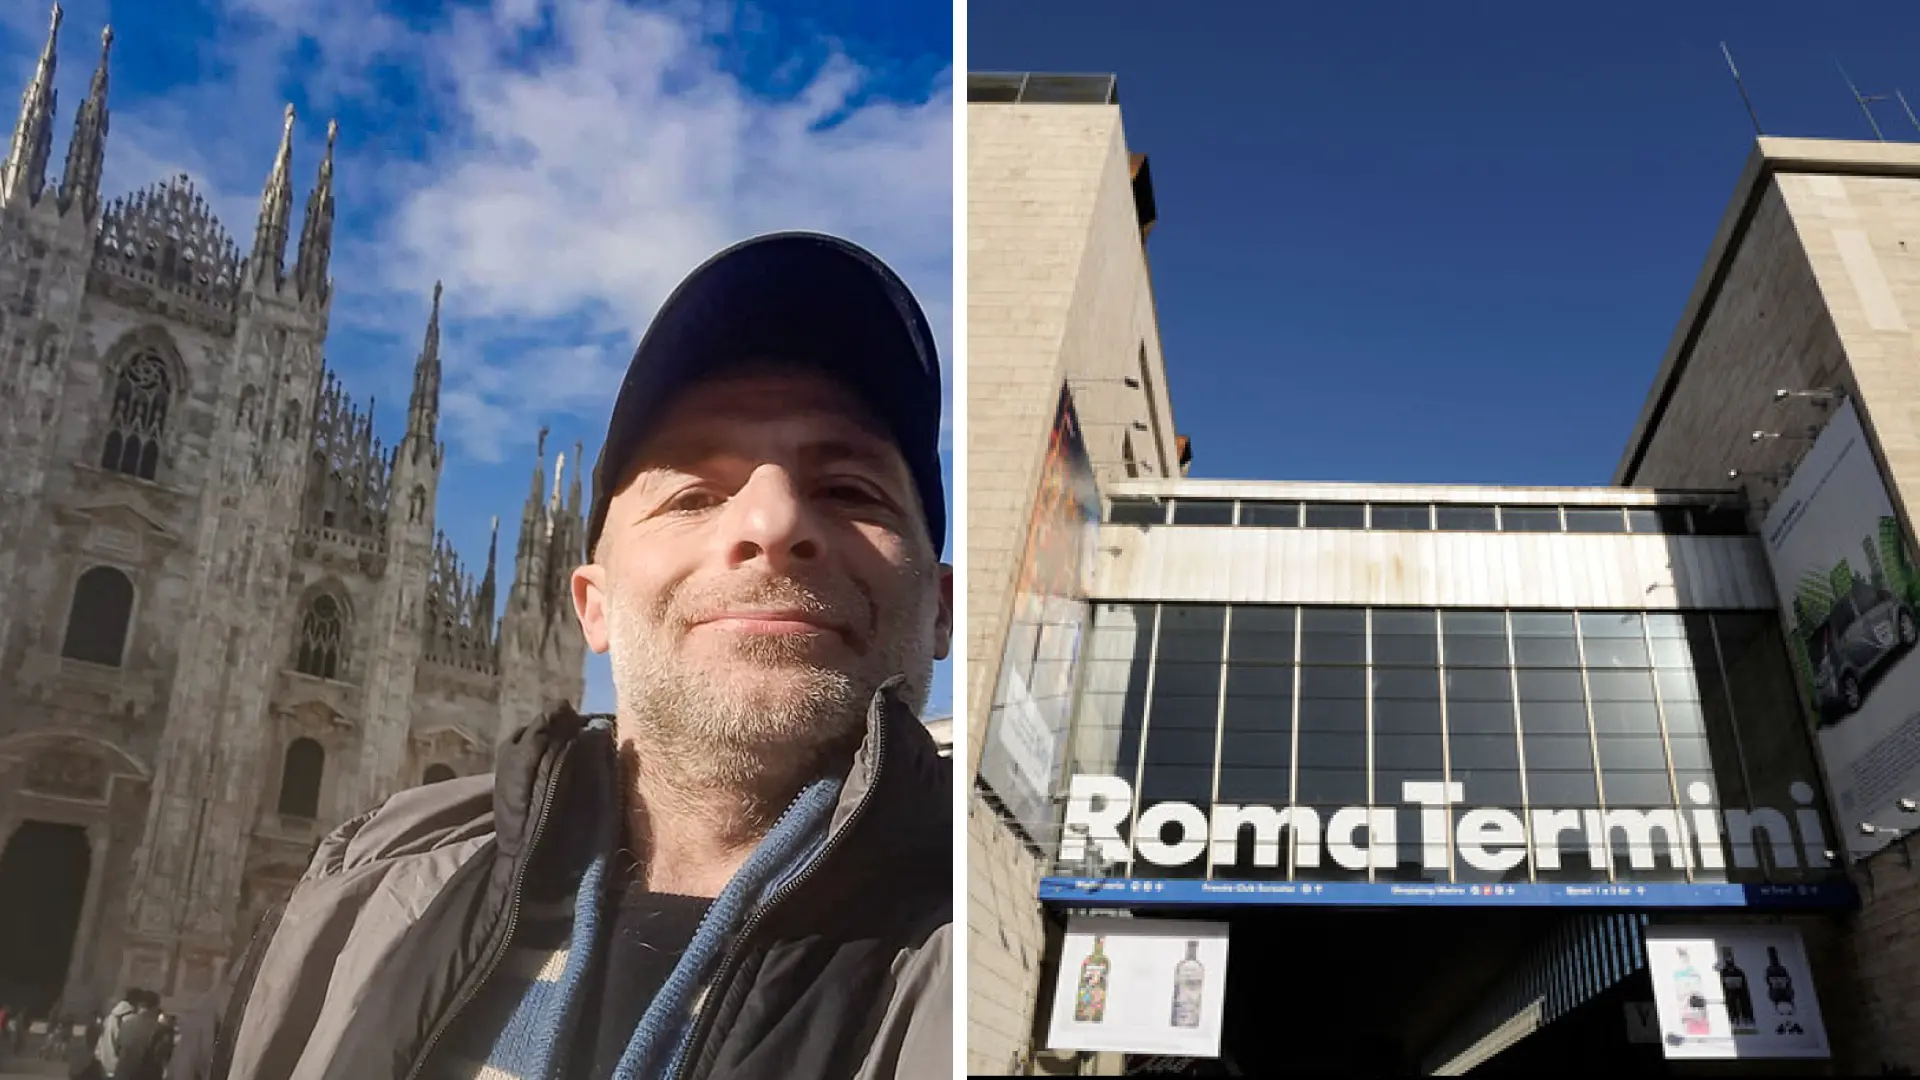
[605,561,937,798]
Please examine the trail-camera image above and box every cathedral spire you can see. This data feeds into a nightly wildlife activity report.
[248,103,296,287]
[478,514,499,622]
[58,23,109,220]
[515,427,549,589]
[292,118,336,301]
[529,427,549,505]
[562,439,585,565]
[406,281,442,453]
[567,439,583,519]
[1,3,61,207]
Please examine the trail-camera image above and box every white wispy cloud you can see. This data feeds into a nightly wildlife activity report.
[395,0,952,460]
[3,0,951,464]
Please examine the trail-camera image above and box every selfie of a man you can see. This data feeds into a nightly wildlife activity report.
[167,236,951,1080]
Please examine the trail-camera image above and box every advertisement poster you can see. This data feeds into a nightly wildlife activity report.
[1047,915,1231,1058]
[1642,925,1828,1059]
[1761,401,1920,850]
[977,385,1102,845]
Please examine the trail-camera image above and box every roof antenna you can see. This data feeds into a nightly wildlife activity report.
[1838,59,1887,141]
[1720,43,1764,137]
[1898,90,1920,136]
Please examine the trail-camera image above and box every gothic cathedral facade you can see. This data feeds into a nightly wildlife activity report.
[0,6,587,1017]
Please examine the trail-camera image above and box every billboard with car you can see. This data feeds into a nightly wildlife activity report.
[1762,400,1920,852]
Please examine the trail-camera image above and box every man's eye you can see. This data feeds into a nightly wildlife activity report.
[822,483,881,505]
[666,490,724,513]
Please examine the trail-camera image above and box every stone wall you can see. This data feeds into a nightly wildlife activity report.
[1625,181,1848,492]
[1780,168,1920,1076]
[967,791,1049,1075]
[1626,154,1920,1074]
[966,97,1179,1075]
[966,102,1114,776]
[964,99,1105,1075]
[1842,847,1920,1070]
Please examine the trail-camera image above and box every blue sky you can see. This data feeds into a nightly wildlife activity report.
[971,0,1920,488]
[0,0,952,717]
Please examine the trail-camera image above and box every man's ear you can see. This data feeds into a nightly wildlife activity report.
[571,562,612,654]
[934,562,953,661]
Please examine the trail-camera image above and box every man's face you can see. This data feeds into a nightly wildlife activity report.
[572,368,951,772]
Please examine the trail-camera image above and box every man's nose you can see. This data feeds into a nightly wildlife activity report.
[717,464,823,572]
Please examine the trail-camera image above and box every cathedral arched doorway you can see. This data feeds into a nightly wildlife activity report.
[0,821,92,1016]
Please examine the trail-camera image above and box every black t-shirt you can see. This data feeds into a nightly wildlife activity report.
[572,877,711,1079]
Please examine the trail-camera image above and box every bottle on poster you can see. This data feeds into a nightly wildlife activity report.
[1075,934,1111,1023]
[1170,940,1204,1029]
[1716,946,1756,1035]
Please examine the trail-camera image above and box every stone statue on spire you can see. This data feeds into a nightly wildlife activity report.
[248,103,297,287]
[293,117,338,301]
[0,2,61,207]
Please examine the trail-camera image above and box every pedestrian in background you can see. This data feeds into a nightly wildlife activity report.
[107,995,165,1080]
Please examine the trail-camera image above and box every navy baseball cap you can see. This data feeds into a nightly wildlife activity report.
[587,232,945,558]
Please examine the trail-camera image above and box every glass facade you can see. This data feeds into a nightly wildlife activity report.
[1057,603,1838,887]
[1105,497,1751,536]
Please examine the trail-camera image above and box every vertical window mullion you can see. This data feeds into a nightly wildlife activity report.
[1505,611,1538,885]
[1364,607,1376,883]
[1707,613,1760,836]
[1287,604,1303,881]
[1571,611,1614,884]
[1641,613,1692,882]
[1434,607,1456,882]
[1208,606,1232,881]
[1124,604,1165,879]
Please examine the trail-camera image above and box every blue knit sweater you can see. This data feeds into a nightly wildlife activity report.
[425,721,842,1080]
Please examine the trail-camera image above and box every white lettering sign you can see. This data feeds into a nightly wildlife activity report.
[1058,775,1831,875]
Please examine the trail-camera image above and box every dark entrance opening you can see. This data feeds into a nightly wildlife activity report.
[1114,906,1614,1076]
[0,821,92,1017]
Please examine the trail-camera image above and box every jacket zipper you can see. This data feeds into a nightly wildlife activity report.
[402,740,572,1080]
[208,902,287,1080]
[669,725,888,1080]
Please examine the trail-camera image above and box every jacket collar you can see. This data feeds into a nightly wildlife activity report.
[829,676,949,869]
[490,699,591,869]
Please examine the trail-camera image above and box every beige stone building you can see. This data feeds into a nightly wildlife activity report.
[1616,135,1920,1072]
[966,72,1183,1076]
[967,74,1920,1073]
[0,8,584,1017]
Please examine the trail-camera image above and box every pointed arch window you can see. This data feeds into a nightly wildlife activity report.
[61,566,135,666]
[296,595,346,680]
[101,352,172,481]
[422,763,456,785]
[278,738,323,819]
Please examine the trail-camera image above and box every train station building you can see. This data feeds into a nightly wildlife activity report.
[967,71,1920,1075]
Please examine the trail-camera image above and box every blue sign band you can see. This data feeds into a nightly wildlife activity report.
[1038,876,1860,909]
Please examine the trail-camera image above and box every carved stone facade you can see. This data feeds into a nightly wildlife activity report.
[0,8,586,1015]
